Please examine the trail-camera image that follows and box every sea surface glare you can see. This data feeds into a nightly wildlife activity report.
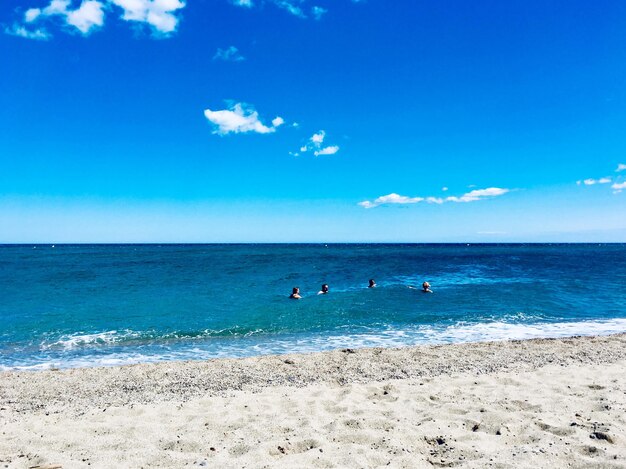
[1,244,625,370]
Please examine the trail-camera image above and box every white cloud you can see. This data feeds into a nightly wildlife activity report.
[359,193,424,209]
[230,0,361,18]
[578,165,626,193]
[65,0,105,33]
[44,0,71,15]
[110,0,185,34]
[446,187,510,203]
[232,0,330,19]
[10,0,185,39]
[612,181,626,192]
[310,131,325,144]
[581,177,612,186]
[314,145,339,156]
[9,0,352,39]
[311,5,326,19]
[297,130,340,156]
[273,0,305,17]
[5,24,51,40]
[441,187,448,192]
[359,187,510,208]
[203,103,284,135]
[467,187,509,197]
[23,0,106,35]
[213,46,245,62]
[24,8,42,22]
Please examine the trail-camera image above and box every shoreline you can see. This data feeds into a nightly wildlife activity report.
[2,333,625,411]
[4,316,626,372]
[2,334,625,468]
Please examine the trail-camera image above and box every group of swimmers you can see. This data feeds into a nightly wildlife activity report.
[289,280,432,299]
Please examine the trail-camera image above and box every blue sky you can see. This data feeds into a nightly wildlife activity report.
[1,0,625,242]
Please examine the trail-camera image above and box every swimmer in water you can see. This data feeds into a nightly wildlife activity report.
[318,284,329,295]
[368,279,377,288]
[290,287,302,299]
[422,281,432,293]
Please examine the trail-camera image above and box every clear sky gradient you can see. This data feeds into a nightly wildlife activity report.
[1,0,625,242]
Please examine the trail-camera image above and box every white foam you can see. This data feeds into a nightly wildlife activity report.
[421,318,626,344]
[40,330,137,350]
[4,317,626,371]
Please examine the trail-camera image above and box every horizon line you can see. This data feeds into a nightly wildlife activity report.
[2,242,625,246]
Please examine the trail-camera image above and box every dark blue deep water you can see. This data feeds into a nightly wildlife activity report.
[1,244,625,370]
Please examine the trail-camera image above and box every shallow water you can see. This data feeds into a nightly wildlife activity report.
[1,243,625,370]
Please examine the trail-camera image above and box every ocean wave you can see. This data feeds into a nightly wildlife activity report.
[421,317,626,343]
[39,330,134,350]
[2,317,625,371]
[38,326,268,351]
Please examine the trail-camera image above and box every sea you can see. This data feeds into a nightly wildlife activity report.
[1,243,625,371]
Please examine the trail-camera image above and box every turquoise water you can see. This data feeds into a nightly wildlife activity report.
[1,244,625,370]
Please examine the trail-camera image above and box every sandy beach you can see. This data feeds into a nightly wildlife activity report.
[1,334,625,468]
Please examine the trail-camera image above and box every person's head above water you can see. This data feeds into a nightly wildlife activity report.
[368,279,376,288]
[422,281,432,292]
[290,287,301,299]
[319,284,329,294]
